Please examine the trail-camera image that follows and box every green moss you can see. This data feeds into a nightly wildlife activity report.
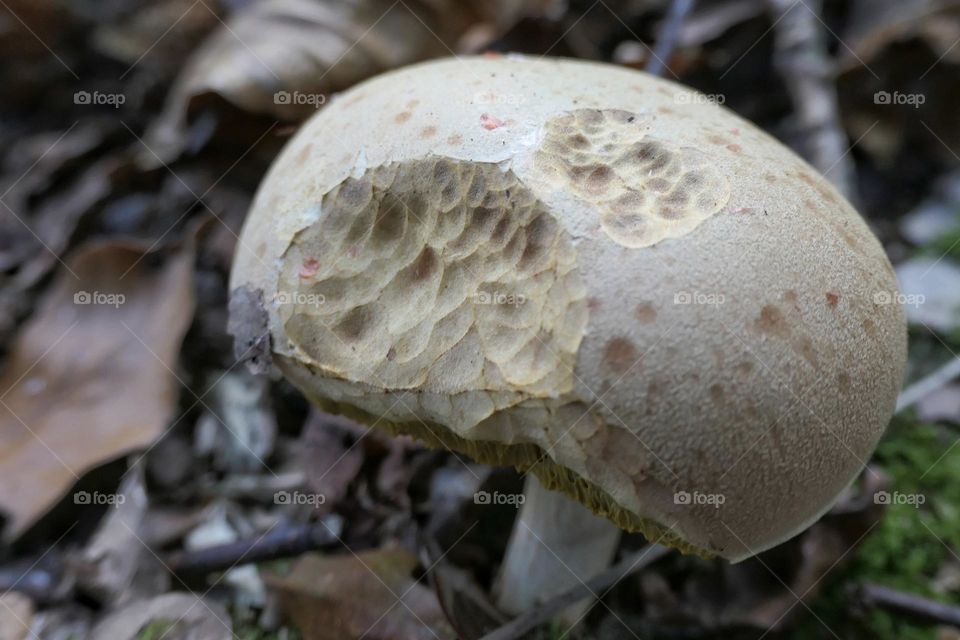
[137,612,300,640]
[136,620,176,640]
[232,624,301,640]
[792,414,960,639]
[230,606,302,640]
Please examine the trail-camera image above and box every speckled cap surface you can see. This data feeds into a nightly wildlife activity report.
[230,56,907,560]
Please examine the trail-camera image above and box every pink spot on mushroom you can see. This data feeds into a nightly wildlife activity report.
[483,51,502,59]
[726,143,742,153]
[480,113,506,130]
[730,128,741,136]
[299,257,320,278]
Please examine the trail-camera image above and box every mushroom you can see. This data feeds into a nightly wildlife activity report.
[229,56,907,616]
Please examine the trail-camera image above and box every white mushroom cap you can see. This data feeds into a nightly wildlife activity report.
[230,56,907,560]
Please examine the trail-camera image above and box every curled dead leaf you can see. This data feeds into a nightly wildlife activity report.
[142,0,555,164]
[266,546,456,640]
[0,238,195,541]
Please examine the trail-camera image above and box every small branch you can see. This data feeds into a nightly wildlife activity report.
[766,0,857,202]
[164,522,338,576]
[857,582,960,627]
[482,544,672,640]
[897,356,960,413]
[646,0,696,77]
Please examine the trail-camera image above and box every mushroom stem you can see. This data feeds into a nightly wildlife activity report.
[494,474,621,621]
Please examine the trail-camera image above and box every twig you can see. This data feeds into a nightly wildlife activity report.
[164,522,338,576]
[766,0,857,202]
[479,544,672,640]
[897,356,960,412]
[196,471,306,502]
[857,582,960,626]
[646,0,696,77]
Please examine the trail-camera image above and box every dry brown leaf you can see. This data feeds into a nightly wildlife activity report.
[301,410,367,513]
[71,466,170,606]
[142,0,553,164]
[0,239,195,541]
[266,547,456,640]
[427,551,506,640]
[0,592,33,640]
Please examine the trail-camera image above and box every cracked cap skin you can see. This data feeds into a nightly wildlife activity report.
[229,56,907,561]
